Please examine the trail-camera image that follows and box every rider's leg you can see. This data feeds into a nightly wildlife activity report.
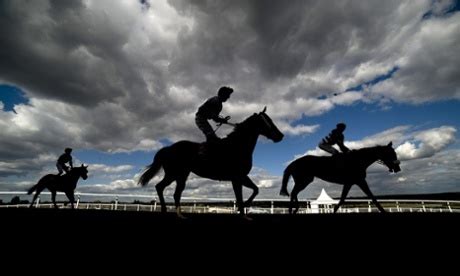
[196,116,218,141]
[56,163,63,176]
[319,143,339,155]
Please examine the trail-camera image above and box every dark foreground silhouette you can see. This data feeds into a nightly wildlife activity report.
[280,142,401,214]
[28,165,89,209]
[139,108,284,217]
[2,208,458,251]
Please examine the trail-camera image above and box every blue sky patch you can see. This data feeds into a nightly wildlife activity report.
[0,85,29,113]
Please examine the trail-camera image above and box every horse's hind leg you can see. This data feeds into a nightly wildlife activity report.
[334,184,352,213]
[29,187,45,208]
[29,192,38,208]
[155,175,174,213]
[51,191,59,209]
[241,176,258,207]
[290,176,313,214]
[174,173,189,218]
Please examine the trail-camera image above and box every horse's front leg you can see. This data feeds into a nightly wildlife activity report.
[357,180,386,213]
[241,176,259,207]
[65,191,76,209]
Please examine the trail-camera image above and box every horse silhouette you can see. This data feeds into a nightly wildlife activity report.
[28,165,89,209]
[139,107,284,217]
[280,142,401,214]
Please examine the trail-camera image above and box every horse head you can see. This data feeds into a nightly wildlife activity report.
[379,142,401,173]
[256,107,284,143]
[75,164,89,180]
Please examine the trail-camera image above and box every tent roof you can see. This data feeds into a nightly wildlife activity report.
[311,189,338,204]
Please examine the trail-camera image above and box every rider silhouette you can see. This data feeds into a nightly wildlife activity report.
[318,123,350,155]
[56,148,73,176]
[195,86,233,142]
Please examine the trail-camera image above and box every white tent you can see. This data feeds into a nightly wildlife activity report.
[310,189,338,213]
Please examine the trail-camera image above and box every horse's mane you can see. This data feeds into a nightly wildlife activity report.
[350,145,386,153]
[342,145,388,160]
[225,113,258,140]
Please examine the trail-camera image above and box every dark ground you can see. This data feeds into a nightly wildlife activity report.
[1,208,458,268]
[0,208,460,268]
[2,208,458,248]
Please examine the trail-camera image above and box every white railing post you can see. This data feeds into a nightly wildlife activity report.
[35,196,40,208]
[114,196,118,211]
[368,201,371,213]
[447,201,452,213]
[76,194,80,209]
[271,201,274,214]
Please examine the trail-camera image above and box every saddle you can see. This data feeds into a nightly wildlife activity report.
[198,139,226,159]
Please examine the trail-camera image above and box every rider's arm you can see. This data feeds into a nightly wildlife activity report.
[337,137,350,153]
[213,116,230,124]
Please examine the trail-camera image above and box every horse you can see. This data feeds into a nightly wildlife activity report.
[28,164,89,209]
[138,107,284,217]
[280,142,401,214]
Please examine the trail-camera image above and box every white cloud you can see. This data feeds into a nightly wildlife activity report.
[89,164,134,174]
[1,0,459,196]
[396,126,457,159]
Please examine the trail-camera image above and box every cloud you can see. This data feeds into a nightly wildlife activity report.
[369,12,460,103]
[1,0,459,196]
[2,0,458,156]
[396,126,457,159]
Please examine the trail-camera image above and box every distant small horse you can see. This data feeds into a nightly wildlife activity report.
[139,107,284,217]
[28,165,89,209]
[280,142,401,214]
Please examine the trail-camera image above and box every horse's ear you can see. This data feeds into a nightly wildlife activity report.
[388,141,393,147]
[261,106,267,113]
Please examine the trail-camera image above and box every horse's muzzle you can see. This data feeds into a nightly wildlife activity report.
[389,160,401,173]
[273,133,284,143]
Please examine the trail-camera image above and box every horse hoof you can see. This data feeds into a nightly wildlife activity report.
[279,190,290,197]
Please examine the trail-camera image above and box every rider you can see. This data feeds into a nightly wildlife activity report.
[318,123,350,155]
[195,86,233,142]
[56,148,73,176]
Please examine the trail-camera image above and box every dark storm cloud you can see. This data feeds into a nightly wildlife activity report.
[1,0,459,193]
[0,0,149,107]
[168,0,405,90]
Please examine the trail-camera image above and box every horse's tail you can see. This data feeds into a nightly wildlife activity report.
[27,183,38,195]
[27,175,50,194]
[280,162,294,197]
[138,148,165,186]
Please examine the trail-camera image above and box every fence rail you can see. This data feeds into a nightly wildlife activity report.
[1,191,459,214]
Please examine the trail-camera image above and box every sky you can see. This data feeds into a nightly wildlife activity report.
[0,0,459,201]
